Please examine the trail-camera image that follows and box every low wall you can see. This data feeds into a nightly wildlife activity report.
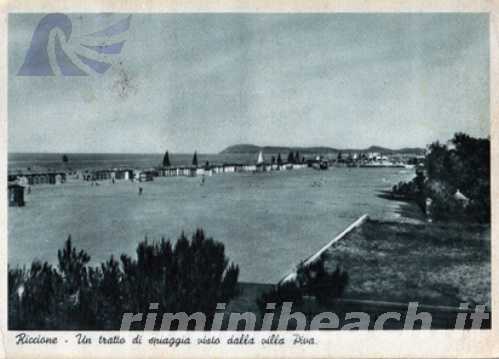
[279,214,369,284]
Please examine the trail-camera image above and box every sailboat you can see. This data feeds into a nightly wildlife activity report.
[256,150,266,172]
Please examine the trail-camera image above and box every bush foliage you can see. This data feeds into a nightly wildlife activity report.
[9,229,239,330]
[393,133,490,223]
[257,253,349,315]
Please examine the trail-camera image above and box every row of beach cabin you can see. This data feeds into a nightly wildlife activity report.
[8,162,310,188]
[160,162,308,177]
[7,160,311,207]
[8,172,66,186]
[76,162,309,182]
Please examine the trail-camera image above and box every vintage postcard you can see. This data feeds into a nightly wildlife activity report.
[1,0,498,358]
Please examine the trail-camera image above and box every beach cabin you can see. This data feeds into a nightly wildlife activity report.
[94,170,112,181]
[9,171,67,185]
[292,163,307,170]
[114,169,133,180]
[212,166,223,175]
[82,172,93,181]
[243,164,256,172]
[55,173,63,184]
[175,167,195,177]
[139,169,158,182]
[8,183,25,207]
[139,172,153,182]
[223,164,236,173]
[16,176,29,186]
[163,167,177,177]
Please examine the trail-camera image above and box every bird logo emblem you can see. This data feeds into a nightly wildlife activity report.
[18,13,131,76]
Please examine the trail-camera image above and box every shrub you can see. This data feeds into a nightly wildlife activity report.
[257,253,349,317]
[392,133,490,223]
[9,229,240,330]
[296,253,349,306]
[256,280,304,315]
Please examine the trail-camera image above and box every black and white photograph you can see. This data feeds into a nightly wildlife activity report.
[2,2,498,358]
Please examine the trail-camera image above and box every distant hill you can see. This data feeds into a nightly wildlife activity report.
[220,144,262,154]
[220,144,425,155]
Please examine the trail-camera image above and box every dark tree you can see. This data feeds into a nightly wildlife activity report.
[393,133,490,223]
[277,153,282,166]
[287,152,294,164]
[296,258,349,306]
[162,151,171,167]
[256,253,349,328]
[62,155,69,163]
[9,230,240,330]
[295,151,300,163]
[192,151,198,167]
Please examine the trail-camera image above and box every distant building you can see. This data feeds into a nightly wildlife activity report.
[8,183,25,207]
[367,152,381,161]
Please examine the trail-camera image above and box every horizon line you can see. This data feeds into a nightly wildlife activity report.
[8,144,428,156]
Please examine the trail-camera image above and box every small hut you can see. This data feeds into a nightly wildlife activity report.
[454,189,470,207]
[8,184,25,207]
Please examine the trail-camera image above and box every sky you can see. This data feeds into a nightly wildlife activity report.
[8,13,489,153]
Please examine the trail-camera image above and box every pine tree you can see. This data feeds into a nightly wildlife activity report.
[277,153,282,166]
[192,151,198,167]
[62,154,69,163]
[287,152,294,164]
[162,151,171,167]
[295,151,300,164]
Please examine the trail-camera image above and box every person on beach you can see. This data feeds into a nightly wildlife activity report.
[138,187,143,196]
